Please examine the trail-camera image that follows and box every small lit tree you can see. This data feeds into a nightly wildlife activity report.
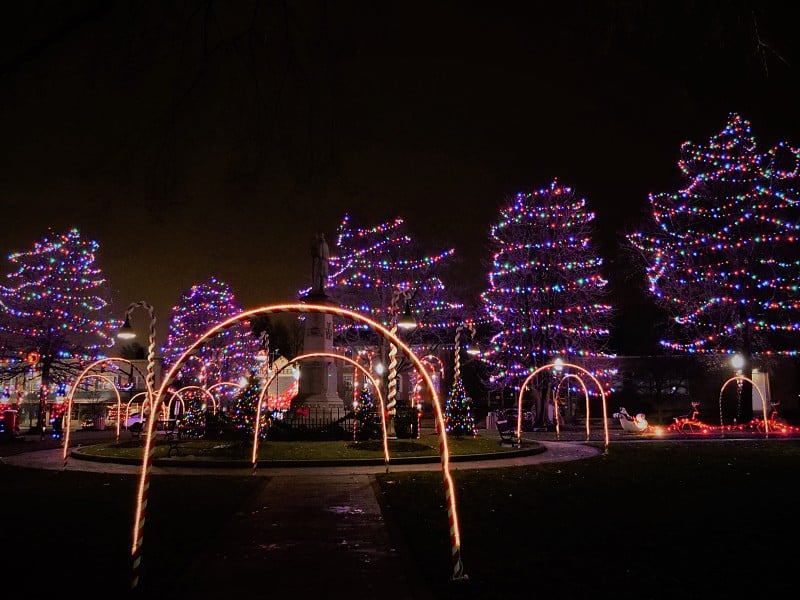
[230,371,267,439]
[445,377,477,438]
[353,381,381,440]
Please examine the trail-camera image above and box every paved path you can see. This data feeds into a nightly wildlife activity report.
[2,438,601,599]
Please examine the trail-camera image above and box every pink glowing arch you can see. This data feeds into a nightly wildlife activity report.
[251,352,390,470]
[167,385,218,417]
[131,302,466,589]
[553,373,591,441]
[517,361,609,452]
[62,358,153,461]
[62,373,122,462]
[718,375,769,435]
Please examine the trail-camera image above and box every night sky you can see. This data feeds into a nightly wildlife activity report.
[2,1,800,348]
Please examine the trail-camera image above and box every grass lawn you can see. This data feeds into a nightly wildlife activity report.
[3,437,798,598]
[73,430,525,461]
[375,439,800,599]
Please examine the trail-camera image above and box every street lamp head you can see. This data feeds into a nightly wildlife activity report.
[731,353,745,371]
[554,358,564,371]
[397,305,417,330]
[117,316,136,340]
[466,344,481,356]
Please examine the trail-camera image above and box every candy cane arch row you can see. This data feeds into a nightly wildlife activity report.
[517,361,610,453]
[251,352,390,471]
[61,373,122,466]
[718,375,769,436]
[130,302,467,590]
[167,385,219,416]
[62,358,153,462]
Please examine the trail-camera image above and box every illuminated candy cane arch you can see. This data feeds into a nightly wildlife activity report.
[516,361,610,453]
[61,373,122,465]
[62,358,153,462]
[130,303,467,591]
[718,375,769,436]
[413,354,445,402]
[251,352,390,471]
[553,374,591,441]
[166,385,219,416]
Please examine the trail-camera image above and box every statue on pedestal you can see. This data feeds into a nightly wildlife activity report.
[311,232,330,295]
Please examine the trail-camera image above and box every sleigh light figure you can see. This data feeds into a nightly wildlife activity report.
[613,407,649,433]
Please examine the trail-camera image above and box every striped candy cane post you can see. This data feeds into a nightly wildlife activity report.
[126,301,156,591]
[386,321,398,418]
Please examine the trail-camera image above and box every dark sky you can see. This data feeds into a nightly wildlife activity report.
[2,1,800,347]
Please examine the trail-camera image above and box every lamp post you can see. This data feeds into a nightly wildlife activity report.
[386,289,416,439]
[731,352,745,425]
[117,301,156,427]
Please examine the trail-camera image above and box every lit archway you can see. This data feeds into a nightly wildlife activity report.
[553,373,591,440]
[62,373,122,463]
[130,302,466,591]
[167,385,218,417]
[718,375,768,435]
[517,361,609,452]
[61,358,153,461]
[251,352,390,470]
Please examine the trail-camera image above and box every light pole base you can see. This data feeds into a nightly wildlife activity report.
[386,414,398,440]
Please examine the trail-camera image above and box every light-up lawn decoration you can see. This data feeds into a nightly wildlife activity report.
[553,373,591,440]
[61,358,153,462]
[251,352,390,471]
[516,360,610,452]
[130,302,467,591]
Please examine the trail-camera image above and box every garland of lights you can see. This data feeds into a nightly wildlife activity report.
[480,180,613,389]
[627,113,800,356]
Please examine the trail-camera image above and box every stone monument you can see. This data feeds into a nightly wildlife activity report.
[291,232,345,419]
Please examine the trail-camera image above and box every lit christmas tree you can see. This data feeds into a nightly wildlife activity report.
[313,214,464,346]
[162,277,258,390]
[230,371,268,439]
[444,377,477,438]
[353,380,381,440]
[627,113,800,361]
[0,228,118,433]
[481,181,613,421]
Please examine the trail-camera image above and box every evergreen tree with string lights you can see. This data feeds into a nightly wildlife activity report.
[481,181,613,423]
[354,380,381,440]
[162,277,258,391]
[627,113,800,422]
[309,214,465,348]
[230,371,267,439]
[0,228,118,434]
[444,377,477,437]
